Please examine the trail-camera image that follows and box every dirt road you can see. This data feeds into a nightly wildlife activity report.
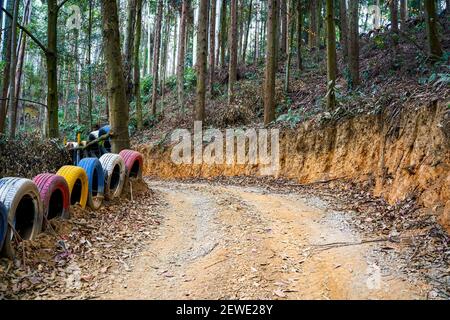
[101,180,428,300]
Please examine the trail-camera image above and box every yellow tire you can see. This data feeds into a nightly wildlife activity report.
[56,166,89,209]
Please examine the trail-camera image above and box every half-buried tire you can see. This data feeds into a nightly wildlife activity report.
[57,166,89,209]
[0,178,44,258]
[119,150,144,180]
[99,153,125,200]
[33,174,70,223]
[0,202,7,252]
[78,158,105,210]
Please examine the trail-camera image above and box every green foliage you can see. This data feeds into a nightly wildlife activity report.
[183,67,197,90]
[373,34,386,49]
[276,109,301,128]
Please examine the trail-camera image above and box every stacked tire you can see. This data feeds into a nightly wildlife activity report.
[0,178,43,257]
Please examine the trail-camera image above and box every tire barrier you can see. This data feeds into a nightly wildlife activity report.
[33,174,70,222]
[119,150,144,180]
[56,166,89,209]
[0,178,44,257]
[78,158,105,210]
[0,202,7,253]
[98,125,112,153]
[99,153,126,200]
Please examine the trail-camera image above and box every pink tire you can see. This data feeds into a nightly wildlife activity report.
[119,150,144,179]
[33,173,70,221]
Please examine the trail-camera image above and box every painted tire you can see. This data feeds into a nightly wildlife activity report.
[78,158,105,210]
[0,202,7,252]
[56,166,89,209]
[33,174,70,221]
[99,153,126,200]
[0,178,44,257]
[99,125,112,153]
[119,150,144,180]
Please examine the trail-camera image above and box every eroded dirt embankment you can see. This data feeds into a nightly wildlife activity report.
[138,101,450,231]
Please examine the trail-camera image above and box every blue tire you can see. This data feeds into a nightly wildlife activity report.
[99,125,112,153]
[0,202,7,252]
[78,158,105,210]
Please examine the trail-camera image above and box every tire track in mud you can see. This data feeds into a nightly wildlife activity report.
[100,180,428,300]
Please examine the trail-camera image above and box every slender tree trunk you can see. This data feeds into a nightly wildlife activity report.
[151,0,163,115]
[280,0,287,57]
[7,0,19,138]
[87,0,93,130]
[46,0,59,138]
[242,0,253,63]
[100,0,130,152]
[254,1,259,65]
[74,29,82,125]
[296,0,302,70]
[195,0,208,121]
[284,0,294,93]
[309,0,318,49]
[424,0,443,60]
[348,0,360,88]
[124,0,136,102]
[326,0,337,111]
[339,0,349,61]
[264,0,278,126]
[228,0,238,105]
[400,0,408,30]
[177,0,188,111]
[0,0,3,49]
[134,0,143,129]
[390,0,399,33]
[160,6,170,116]
[172,16,178,76]
[209,0,217,95]
[0,0,13,134]
[219,0,227,67]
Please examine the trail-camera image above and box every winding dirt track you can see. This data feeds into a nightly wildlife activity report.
[101,180,428,300]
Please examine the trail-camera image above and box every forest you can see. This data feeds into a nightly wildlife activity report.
[0,0,449,301]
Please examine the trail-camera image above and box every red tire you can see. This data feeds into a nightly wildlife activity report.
[119,150,144,179]
[33,174,70,222]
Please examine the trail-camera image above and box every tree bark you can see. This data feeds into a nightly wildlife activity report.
[124,0,136,102]
[339,0,349,61]
[177,0,189,111]
[100,0,130,152]
[400,0,408,30]
[209,0,217,95]
[424,0,443,60]
[87,0,93,130]
[264,0,278,126]
[348,0,360,88]
[219,0,227,67]
[0,0,13,134]
[390,0,399,33]
[195,0,208,121]
[7,0,19,138]
[228,0,238,105]
[326,0,337,111]
[280,0,287,57]
[309,0,318,49]
[242,0,253,63]
[296,0,302,71]
[150,0,163,115]
[284,0,294,93]
[46,0,59,138]
[134,0,143,129]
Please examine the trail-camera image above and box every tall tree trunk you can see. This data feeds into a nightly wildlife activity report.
[100,0,130,152]
[46,0,59,138]
[339,0,349,61]
[284,0,294,93]
[424,0,443,60]
[124,0,136,102]
[348,0,360,88]
[390,0,399,33]
[326,0,337,111]
[172,16,178,76]
[87,0,93,130]
[177,0,188,111]
[280,0,287,57]
[228,0,238,105]
[150,0,163,115]
[135,0,143,129]
[219,0,227,67]
[253,0,259,65]
[195,0,208,121]
[242,0,253,63]
[309,0,318,49]
[264,0,278,126]
[209,0,217,95]
[160,6,170,116]
[7,0,19,138]
[296,0,302,70]
[0,0,14,134]
[400,0,408,30]
[74,29,81,125]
